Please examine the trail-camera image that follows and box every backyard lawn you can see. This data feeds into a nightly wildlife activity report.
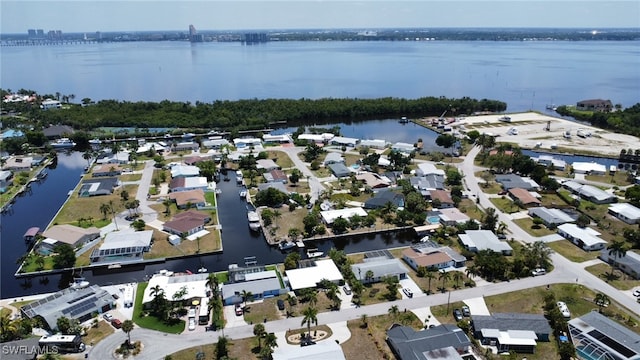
[52,184,139,225]
[489,197,521,214]
[585,263,640,291]
[547,240,599,263]
[132,282,185,334]
[512,218,557,237]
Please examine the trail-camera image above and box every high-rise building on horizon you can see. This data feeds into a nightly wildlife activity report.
[189,24,203,42]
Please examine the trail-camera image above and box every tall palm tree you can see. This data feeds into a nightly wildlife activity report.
[206,273,219,297]
[301,306,318,338]
[261,332,278,359]
[439,270,451,292]
[241,290,253,308]
[99,203,111,220]
[452,271,464,289]
[253,323,266,350]
[607,240,628,277]
[388,305,399,319]
[465,266,478,279]
[307,290,318,307]
[425,269,436,294]
[365,270,374,283]
[122,320,134,345]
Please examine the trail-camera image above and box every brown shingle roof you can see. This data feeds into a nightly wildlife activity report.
[508,188,541,205]
[169,189,206,207]
[402,248,452,267]
[429,190,454,204]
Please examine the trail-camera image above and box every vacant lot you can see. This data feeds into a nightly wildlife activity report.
[53,183,139,225]
[585,263,640,291]
[547,240,599,263]
[513,218,557,237]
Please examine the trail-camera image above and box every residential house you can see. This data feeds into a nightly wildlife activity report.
[364,190,404,209]
[262,134,292,144]
[568,311,640,360]
[142,272,209,308]
[351,255,408,284]
[387,324,472,360]
[90,230,153,264]
[40,99,62,110]
[323,152,344,166]
[359,139,387,149]
[410,175,446,196]
[297,133,335,143]
[459,230,513,255]
[169,189,206,209]
[534,155,566,171]
[599,250,640,280]
[0,170,13,192]
[172,141,199,152]
[169,177,210,192]
[263,169,288,183]
[92,164,123,177]
[508,188,542,207]
[430,208,470,226]
[95,151,130,165]
[221,265,285,305]
[78,177,119,197]
[356,172,392,189]
[331,136,359,147]
[391,142,415,153]
[557,223,607,251]
[285,259,344,290]
[608,203,640,225]
[576,99,613,112]
[495,174,539,191]
[163,211,210,237]
[256,159,280,172]
[20,285,114,330]
[572,162,607,175]
[184,154,215,165]
[429,190,455,208]
[137,141,167,154]
[472,313,551,353]
[170,164,200,178]
[402,240,466,271]
[0,338,40,360]
[416,163,446,177]
[257,182,288,194]
[3,156,32,171]
[201,138,229,149]
[320,207,368,225]
[233,137,262,148]
[563,181,617,204]
[328,163,351,178]
[42,224,101,248]
[528,207,576,227]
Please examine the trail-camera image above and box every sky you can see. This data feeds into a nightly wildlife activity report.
[1,0,639,34]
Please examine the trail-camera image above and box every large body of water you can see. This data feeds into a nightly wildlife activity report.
[2,40,639,111]
[1,40,638,299]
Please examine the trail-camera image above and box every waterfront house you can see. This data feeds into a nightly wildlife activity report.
[256,159,280,172]
[568,311,640,360]
[42,224,100,249]
[163,211,210,236]
[263,169,288,183]
[557,223,607,251]
[508,188,542,207]
[137,141,167,154]
[221,266,284,305]
[90,230,153,264]
[95,151,130,165]
[172,141,199,152]
[331,136,359,147]
[320,207,368,225]
[170,164,200,178]
[402,241,466,271]
[323,152,344,165]
[78,177,119,197]
[572,162,607,175]
[285,259,343,291]
[233,137,262,148]
[471,313,551,353]
[459,230,513,255]
[431,208,471,226]
[428,190,455,208]
[387,324,472,360]
[92,164,123,177]
[142,272,209,308]
[364,189,404,209]
[40,99,61,110]
[562,181,617,204]
[3,156,32,171]
[608,203,640,224]
[598,249,640,280]
[576,99,613,112]
[262,133,292,144]
[528,207,576,227]
[297,133,335,143]
[201,138,229,149]
[356,172,392,189]
[0,170,13,192]
[351,251,408,284]
[359,139,387,149]
[534,155,566,170]
[169,189,206,209]
[20,285,114,330]
[328,162,351,178]
[169,176,210,192]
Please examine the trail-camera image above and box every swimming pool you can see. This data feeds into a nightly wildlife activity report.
[427,216,440,224]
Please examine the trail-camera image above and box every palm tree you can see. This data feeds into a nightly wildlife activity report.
[301,306,318,338]
[261,332,278,359]
[594,293,610,313]
[425,269,436,294]
[607,240,628,277]
[0,312,17,342]
[307,290,318,307]
[163,198,172,215]
[452,271,464,289]
[272,209,281,228]
[99,203,111,220]
[253,323,266,350]
[122,320,134,345]
[82,152,92,167]
[365,270,374,284]
[241,290,253,308]
[388,305,399,319]
[439,270,451,292]
[206,273,219,297]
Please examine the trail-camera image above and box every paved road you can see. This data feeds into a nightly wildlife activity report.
[273,146,326,203]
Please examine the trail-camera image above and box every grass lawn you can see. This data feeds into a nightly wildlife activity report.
[457,199,485,222]
[267,150,294,169]
[512,218,557,237]
[132,282,185,334]
[82,321,115,346]
[410,270,473,295]
[489,197,521,214]
[342,312,422,360]
[20,255,55,273]
[539,192,571,208]
[166,338,256,360]
[585,171,633,186]
[265,207,308,240]
[144,228,184,259]
[547,240,598,263]
[119,174,142,182]
[285,181,310,194]
[585,263,640,291]
[313,167,333,178]
[52,184,139,225]
[242,296,286,324]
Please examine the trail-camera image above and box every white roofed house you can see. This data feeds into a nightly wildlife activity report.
[256,159,280,172]
[608,203,640,224]
[359,139,387,149]
[528,207,575,227]
[323,152,344,166]
[201,138,229,149]
[170,164,200,178]
[416,163,446,177]
[459,230,513,255]
[233,137,262,148]
[562,181,617,204]
[172,141,199,152]
[599,250,640,280]
[320,207,368,225]
[571,161,607,175]
[330,136,359,147]
[557,223,607,251]
[297,133,335,143]
[285,259,343,290]
[262,133,292,144]
[391,142,415,154]
[169,177,211,192]
[90,229,153,264]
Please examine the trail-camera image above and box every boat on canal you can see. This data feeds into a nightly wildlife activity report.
[248,211,261,231]
[23,227,40,244]
[278,241,296,252]
[51,138,76,149]
[306,248,324,259]
[69,277,90,289]
[239,189,247,199]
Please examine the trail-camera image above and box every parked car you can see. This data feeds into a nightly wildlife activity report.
[103,313,114,322]
[235,304,243,316]
[277,299,285,311]
[633,289,640,297]
[111,319,122,329]
[343,285,352,295]
[188,318,196,331]
[453,309,463,321]
[402,288,413,298]
[497,234,507,240]
[531,268,546,276]
[461,305,471,317]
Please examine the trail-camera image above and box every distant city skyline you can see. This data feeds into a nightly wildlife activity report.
[1,0,639,34]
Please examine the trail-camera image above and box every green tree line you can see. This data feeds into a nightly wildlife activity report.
[555,103,640,137]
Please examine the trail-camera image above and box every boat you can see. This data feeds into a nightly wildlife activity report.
[306,248,324,258]
[576,129,591,138]
[89,138,102,145]
[197,267,208,273]
[182,133,195,139]
[563,131,571,139]
[36,170,48,180]
[239,189,247,199]
[499,116,511,122]
[295,240,305,248]
[399,116,409,124]
[69,278,90,289]
[23,227,40,244]
[278,241,296,251]
[51,138,76,149]
[507,127,518,136]
[248,211,261,231]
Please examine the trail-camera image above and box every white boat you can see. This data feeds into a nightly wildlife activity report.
[239,189,247,199]
[507,127,518,136]
[563,131,571,139]
[306,248,324,258]
[279,241,296,251]
[51,138,76,149]
[576,129,591,138]
[69,278,90,289]
[197,267,208,273]
[399,116,409,124]
[499,116,511,122]
[89,138,102,145]
[248,211,261,231]
[295,240,305,248]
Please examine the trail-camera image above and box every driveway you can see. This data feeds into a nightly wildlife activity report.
[463,297,491,316]
[399,277,424,299]
[224,305,248,328]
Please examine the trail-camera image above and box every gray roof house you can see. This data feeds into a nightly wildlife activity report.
[528,207,576,226]
[351,257,408,284]
[328,163,351,178]
[599,249,640,280]
[42,224,101,248]
[323,152,344,165]
[410,175,445,196]
[78,177,119,197]
[568,310,640,360]
[20,285,114,330]
[495,174,538,190]
[364,190,405,209]
[458,230,513,255]
[0,338,40,360]
[221,269,284,306]
[387,324,472,360]
[257,182,288,194]
[563,181,617,204]
[90,230,153,264]
[472,313,551,353]
[608,203,640,224]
